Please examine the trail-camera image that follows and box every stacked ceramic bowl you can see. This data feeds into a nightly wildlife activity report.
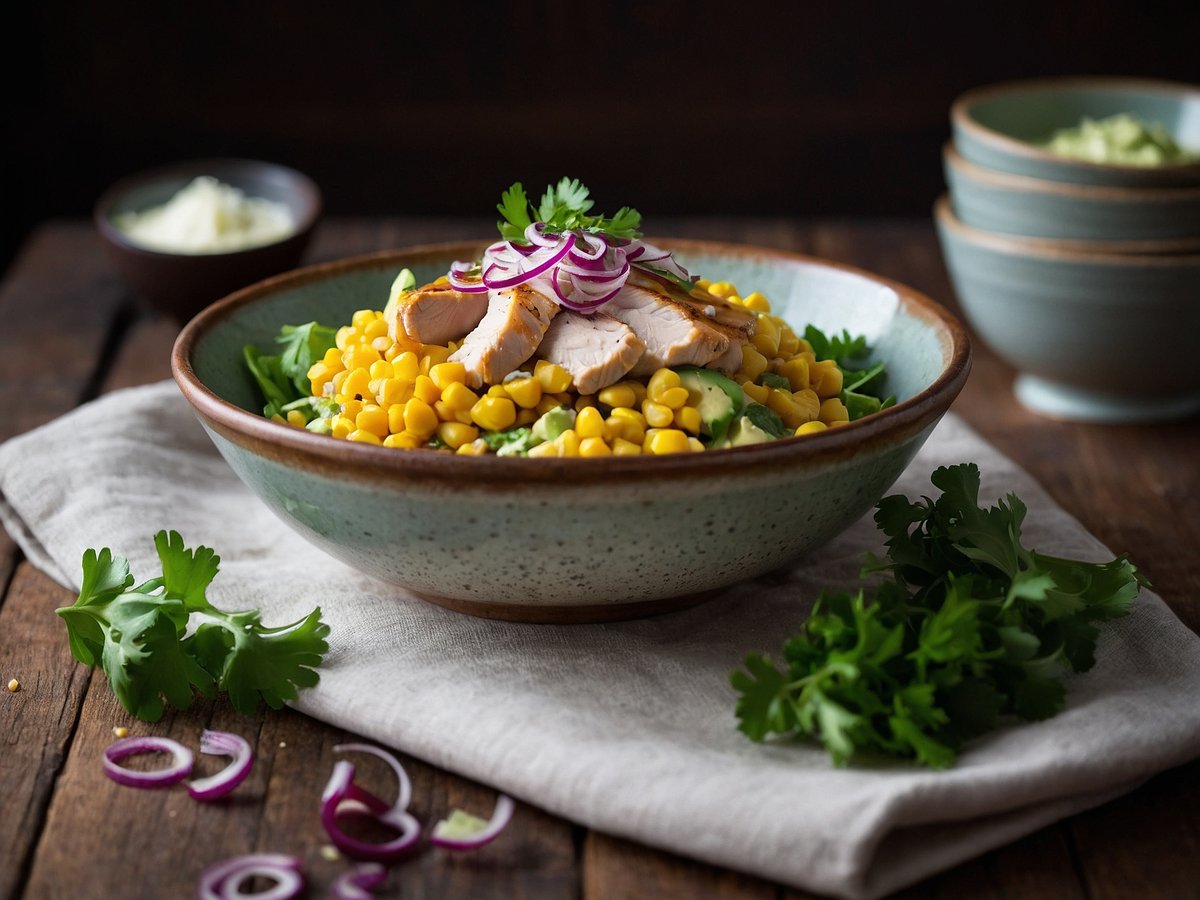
[936,77,1200,422]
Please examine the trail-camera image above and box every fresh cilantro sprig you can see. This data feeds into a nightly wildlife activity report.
[732,463,1145,768]
[57,531,330,722]
[244,321,339,423]
[496,178,642,243]
[804,325,894,420]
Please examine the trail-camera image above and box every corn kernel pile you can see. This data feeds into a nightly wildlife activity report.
[276,281,854,456]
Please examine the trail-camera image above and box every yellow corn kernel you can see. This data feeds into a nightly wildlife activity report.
[607,416,645,444]
[322,347,343,367]
[610,406,647,427]
[355,405,388,438]
[612,438,643,456]
[809,359,844,399]
[364,316,389,340]
[556,429,581,457]
[343,346,380,373]
[471,396,517,432]
[819,397,850,424]
[377,377,411,406]
[384,336,421,361]
[402,397,439,435]
[574,395,596,411]
[270,413,286,424]
[285,409,306,428]
[335,325,354,350]
[657,386,690,410]
[645,428,692,455]
[413,374,441,404]
[390,351,420,383]
[455,409,474,425]
[739,345,769,382]
[368,359,392,380]
[694,277,712,290]
[767,388,804,429]
[430,362,467,390]
[486,384,509,399]
[534,360,573,393]
[339,397,364,420]
[331,416,354,439]
[687,437,706,452]
[751,314,781,358]
[348,428,382,445]
[456,438,490,456]
[441,381,479,412]
[351,309,377,330]
[527,441,558,458]
[795,420,828,436]
[535,396,562,416]
[598,384,637,410]
[647,368,682,401]
[575,406,608,440]
[504,377,542,409]
[829,419,850,428]
[778,325,800,357]
[434,400,456,422]
[742,291,771,312]
[793,389,821,423]
[777,357,810,392]
[371,336,392,353]
[331,369,350,394]
[308,362,333,395]
[341,368,371,401]
[383,431,422,449]
[707,280,736,300]
[741,381,770,404]
[579,436,612,457]
[516,407,539,426]
[386,404,405,435]
[421,345,453,369]
[436,421,479,449]
[642,400,675,428]
[674,405,702,435]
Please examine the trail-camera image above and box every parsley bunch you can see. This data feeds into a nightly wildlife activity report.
[57,531,330,722]
[244,321,340,423]
[733,463,1144,768]
[496,178,642,243]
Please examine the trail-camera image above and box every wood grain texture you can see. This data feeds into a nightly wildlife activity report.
[1,219,1197,900]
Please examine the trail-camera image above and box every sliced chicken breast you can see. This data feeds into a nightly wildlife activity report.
[387,283,490,345]
[626,269,757,340]
[449,283,559,388]
[538,312,647,395]
[606,283,733,376]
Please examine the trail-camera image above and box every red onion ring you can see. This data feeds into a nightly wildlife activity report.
[484,234,575,290]
[430,795,515,850]
[571,232,607,260]
[524,222,561,248]
[197,853,304,900]
[333,742,413,811]
[103,736,194,789]
[188,730,254,801]
[321,760,422,861]
[330,862,387,900]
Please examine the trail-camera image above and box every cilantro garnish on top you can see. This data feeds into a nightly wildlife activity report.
[497,178,643,243]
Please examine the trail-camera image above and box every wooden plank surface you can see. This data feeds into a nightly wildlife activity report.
[1,218,1197,900]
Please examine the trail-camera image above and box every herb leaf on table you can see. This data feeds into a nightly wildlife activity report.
[732,463,1146,768]
[57,531,330,722]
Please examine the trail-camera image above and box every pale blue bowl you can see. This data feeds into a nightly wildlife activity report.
[936,197,1200,422]
[952,77,1200,188]
[173,241,970,622]
[944,143,1200,247]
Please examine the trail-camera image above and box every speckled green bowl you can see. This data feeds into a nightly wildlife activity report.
[172,241,970,622]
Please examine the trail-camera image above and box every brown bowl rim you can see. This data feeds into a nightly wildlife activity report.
[950,76,1200,178]
[93,157,323,260]
[936,193,1200,264]
[172,239,972,487]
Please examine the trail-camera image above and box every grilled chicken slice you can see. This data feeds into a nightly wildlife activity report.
[387,283,490,345]
[606,282,736,376]
[538,312,647,395]
[626,268,757,341]
[449,283,559,388]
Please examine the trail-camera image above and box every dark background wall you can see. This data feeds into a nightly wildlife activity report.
[3,1,1197,272]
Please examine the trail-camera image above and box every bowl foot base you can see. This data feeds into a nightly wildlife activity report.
[1014,375,1200,423]
[413,588,726,624]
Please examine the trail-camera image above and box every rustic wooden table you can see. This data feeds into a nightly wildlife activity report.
[2,219,1197,900]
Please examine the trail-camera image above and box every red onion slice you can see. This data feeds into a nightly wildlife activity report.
[571,232,607,260]
[524,222,561,248]
[430,795,515,850]
[187,730,253,801]
[333,743,413,812]
[197,853,303,900]
[103,736,194,789]
[330,863,387,900]
[321,760,422,861]
[484,234,575,290]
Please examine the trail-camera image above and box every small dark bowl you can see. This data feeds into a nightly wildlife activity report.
[94,159,321,322]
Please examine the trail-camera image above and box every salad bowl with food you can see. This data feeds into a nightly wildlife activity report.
[173,180,970,622]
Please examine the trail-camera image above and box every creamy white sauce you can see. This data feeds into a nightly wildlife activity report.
[115,176,295,254]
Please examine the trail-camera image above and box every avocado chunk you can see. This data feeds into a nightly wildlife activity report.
[675,367,746,444]
[531,406,576,444]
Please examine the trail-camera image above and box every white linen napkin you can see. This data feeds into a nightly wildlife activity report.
[3,381,1199,899]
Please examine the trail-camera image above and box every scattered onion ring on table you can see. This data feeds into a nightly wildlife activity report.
[196,853,304,900]
[330,862,388,900]
[321,746,422,861]
[103,735,194,789]
[188,729,255,801]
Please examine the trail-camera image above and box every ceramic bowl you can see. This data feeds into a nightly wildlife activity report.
[935,196,1200,422]
[172,241,971,623]
[944,143,1200,246]
[952,77,1200,187]
[95,158,322,322]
